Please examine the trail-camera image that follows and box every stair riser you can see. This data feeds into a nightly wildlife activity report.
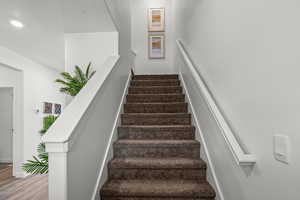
[121,116,191,126]
[114,145,200,158]
[126,95,185,103]
[132,75,179,80]
[108,168,206,180]
[129,87,182,94]
[118,128,195,140]
[131,81,180,87]
[124,104,188,113]
[101,197,214,200]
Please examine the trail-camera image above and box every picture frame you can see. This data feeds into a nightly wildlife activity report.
[43,102,53,114]
[148,8,165,32]
[148,33,165,59]
[54,104,62,115]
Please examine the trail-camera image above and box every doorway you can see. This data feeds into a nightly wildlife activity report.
[0,87,14,183]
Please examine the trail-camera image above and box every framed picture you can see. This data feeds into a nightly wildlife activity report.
[54,104,62,115]
[149,33,165,59]
[43,102,53,114]
[148,8,165,32]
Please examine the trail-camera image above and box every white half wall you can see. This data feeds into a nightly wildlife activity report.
[131,0,175,74]
[65,32,119,73]
[173,0,300,199]
[0,46,65,177]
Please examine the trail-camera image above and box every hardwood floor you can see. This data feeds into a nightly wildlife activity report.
[0,163,13,184]
[0,175,48,200]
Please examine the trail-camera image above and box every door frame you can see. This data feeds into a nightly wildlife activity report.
[0,86,15,173]
[0,63,23,178]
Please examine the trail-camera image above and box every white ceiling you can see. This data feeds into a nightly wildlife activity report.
[0,0,116,71]
[0,0,65,70]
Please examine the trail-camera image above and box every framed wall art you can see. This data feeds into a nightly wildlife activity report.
[148,8,165,32]
[54,104,62,115]
[43,102,53,114]
[149,33,165,59]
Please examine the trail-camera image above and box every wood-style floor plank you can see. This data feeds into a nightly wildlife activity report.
[0,175,48,200]
[0,163,13,184]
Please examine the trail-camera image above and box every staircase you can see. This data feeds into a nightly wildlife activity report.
[100,74,216,200]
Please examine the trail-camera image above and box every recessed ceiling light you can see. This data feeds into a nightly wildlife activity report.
[9,19,24,28]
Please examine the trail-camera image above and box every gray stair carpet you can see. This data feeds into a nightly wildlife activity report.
[100,74,216,200]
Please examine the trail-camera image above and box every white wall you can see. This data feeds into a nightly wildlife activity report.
[173,0,300,199]
[62,0,116,33]
[0,46,65,177]
[105,0,132,56]
[65,32,119,73]
[131,0,175,74]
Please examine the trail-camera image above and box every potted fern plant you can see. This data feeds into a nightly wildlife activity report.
[23,63,96,174]
[22,115,57,174]
[55,62,96,96]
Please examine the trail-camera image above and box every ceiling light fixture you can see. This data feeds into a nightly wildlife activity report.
[10,19,24,29]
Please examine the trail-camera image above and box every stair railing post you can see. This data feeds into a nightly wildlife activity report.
[45,142,69,200]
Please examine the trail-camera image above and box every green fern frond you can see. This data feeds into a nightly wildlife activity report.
[60,72,74,81]
[86,62,92,77]
[40,115,58,135]
[88,71,96,80]
[56,62,95,97]
[75,65,86,82]
[22,156,48,174]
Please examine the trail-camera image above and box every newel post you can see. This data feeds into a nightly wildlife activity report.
[46,142,69,200]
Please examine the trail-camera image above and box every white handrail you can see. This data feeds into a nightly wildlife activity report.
[42,56,120,145]
[176,40,256,166]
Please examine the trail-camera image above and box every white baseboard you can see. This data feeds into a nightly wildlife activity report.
[91,71,132,200]
[14,171,26,178]
[179,73,224,200]
[0,159,12,163]
[0,160,25,178]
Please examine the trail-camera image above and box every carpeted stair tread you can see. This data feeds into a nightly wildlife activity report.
[115,139,200,146]
[129,86,182,94]
[131,80,180,87]
[121,113,191,125]
[132,74,179,80]
[118,125,195,140]
[118,125,195,128]
[108,158,207,180]
[126,94,185,103]
[100,73,216,199]
[124,103,188,113]
[109,158,206,169]
[101,180,216,198]
[114,140,200,158]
